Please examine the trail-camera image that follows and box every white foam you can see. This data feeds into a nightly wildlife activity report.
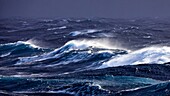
[70,29,101,36]
[18,40,41,49]
[99,46,170,69]
[70,31,81,36]
[47,28,58,31]
[47,26,67,31]
[58,26,67,29]
[0,40,40,49]
[0,52,11,57]
[62,39,123,50]
[42,19,53,22]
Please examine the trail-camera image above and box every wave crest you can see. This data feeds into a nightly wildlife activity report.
[0,41,47,58]
[99,46,170,69]
[16,39,127,70]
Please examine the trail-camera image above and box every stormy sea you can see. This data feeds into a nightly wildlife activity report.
[0,18,170,96]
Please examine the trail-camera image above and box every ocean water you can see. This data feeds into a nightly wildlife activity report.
[0,18,170,96]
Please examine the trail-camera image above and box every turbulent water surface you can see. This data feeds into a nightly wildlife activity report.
[0,18,170,96]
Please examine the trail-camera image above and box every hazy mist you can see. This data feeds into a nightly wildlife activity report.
[0,0,170,18]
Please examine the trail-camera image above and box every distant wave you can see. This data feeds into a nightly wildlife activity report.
[0,41,47,58]
[47,26,67,31]
[69,29,101,36]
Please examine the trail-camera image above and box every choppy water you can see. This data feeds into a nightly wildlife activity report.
[0,18,170,96]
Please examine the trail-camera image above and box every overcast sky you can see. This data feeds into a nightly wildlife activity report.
[0,0,170,19]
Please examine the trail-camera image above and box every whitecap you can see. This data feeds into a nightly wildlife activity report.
[0,40,41,49]
[47,26,67,31]
[58,26,67,29]
[18,40,41,49]
[0,52,11,57]
[60,39,125,50]
[99,46,170,69]
[69,29,101,36]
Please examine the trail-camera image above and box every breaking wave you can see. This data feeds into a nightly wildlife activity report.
[16,39,127,71]
[99,46,170,69]
[0,41,47,58]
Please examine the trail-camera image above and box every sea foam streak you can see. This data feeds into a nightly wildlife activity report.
[99,46,170,69]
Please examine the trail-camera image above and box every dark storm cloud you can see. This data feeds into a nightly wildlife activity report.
[0,0,170,18]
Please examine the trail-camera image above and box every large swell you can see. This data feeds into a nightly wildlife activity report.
[2,39,170,70]
[3,39,128,71]
[0,18,170,96]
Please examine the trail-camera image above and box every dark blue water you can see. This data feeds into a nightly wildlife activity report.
[0,18,170,96]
